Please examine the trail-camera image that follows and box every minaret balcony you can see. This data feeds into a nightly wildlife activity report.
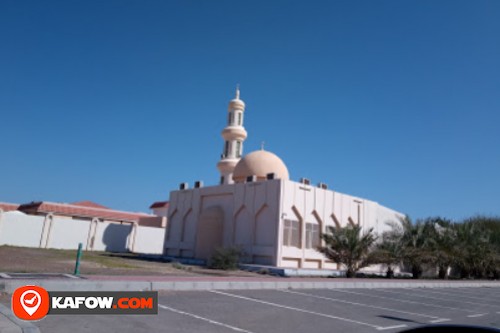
[217,158,239,173]
[221,126,248,141]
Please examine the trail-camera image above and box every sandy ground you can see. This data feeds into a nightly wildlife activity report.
[0,245,265,278]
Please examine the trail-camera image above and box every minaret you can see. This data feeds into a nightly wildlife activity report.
[216,86,248,184]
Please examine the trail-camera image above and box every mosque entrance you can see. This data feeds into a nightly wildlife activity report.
[195,206,224,260]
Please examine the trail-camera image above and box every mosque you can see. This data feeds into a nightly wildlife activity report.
[163,88,403,269]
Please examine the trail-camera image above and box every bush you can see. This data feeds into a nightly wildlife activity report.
[171,261,192,271]
[209,247,243,270]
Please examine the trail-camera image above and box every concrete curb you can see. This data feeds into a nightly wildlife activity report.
[0,303,39,333]
[1,279,500,292]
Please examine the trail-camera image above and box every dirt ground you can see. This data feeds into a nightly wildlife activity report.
[0,246,266,277]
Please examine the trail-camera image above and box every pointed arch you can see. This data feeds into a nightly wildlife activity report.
[330,213,341,229]
[282,206,302,248]
[167,209,181,241]
[348,216,357,227]
[312,210,322,227]
[168,207,178,219]
[234,205,253,246]
[306,210,323,249]
[233,204,246,218]
[255,205,273,246]
[195,206,224,260]
[181,209,196,243]
[291,205,302,221]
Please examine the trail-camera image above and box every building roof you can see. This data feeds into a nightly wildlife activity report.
[71,201,109,209]
[0,202,20,212]
[149,201,169,209]
[233,150,290,183]
[17,201,154,223]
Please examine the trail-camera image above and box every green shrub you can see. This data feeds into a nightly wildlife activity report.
[209,247,243,270]
[171,261,192,271]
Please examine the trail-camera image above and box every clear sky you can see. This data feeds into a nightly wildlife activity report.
[1,1,499,220]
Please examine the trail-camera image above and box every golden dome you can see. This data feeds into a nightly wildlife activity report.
[233,150,289,183]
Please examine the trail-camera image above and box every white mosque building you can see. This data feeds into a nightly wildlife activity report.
[163,88,403,269]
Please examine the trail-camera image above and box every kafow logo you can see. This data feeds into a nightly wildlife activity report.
[12,286,50,321]
[12,286,158,321]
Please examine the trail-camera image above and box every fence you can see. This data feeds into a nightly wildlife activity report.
[0,210,165,254]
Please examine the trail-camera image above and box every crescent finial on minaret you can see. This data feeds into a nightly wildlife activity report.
[235,84,240,99]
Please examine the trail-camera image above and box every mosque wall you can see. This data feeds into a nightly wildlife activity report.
[278,180,403,269]
[232,180,280,265]
[164,180,281,265]
[164,179,403,270]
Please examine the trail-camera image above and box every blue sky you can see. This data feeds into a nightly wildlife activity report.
[1,1,499,220]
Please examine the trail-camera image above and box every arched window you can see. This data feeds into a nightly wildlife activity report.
[305,222,320,249]
[283,219,300,248]
[236,141,241,157]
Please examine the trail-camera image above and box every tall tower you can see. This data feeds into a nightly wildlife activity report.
[216,86,248,184]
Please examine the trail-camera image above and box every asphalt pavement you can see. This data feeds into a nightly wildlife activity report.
[31,287,500,333]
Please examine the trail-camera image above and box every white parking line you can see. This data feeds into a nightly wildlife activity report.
[430,318,452,323]
[280,290,449,323]
[467,313,487,318]
[442,288,500,297]
[406,288,500,305]
[377,325,409,331]
[375,289,495,308]
[329,289,480,314]
[158,304,254,333]
[210,290,407,331]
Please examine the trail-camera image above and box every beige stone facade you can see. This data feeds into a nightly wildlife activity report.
[164,178,402,268]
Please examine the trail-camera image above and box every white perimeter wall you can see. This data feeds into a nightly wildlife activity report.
[0,212,44,247]
[0,210,164,254]
[92,221,133,252]
[133,226,165,254]
[47,217,90,250]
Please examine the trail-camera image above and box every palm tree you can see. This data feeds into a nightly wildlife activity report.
[453,219,496,279]
[318,224,377,278]
[385,216,434,279]
[373,232,404,278]
[464,216,500,279]
[425,217,455,279]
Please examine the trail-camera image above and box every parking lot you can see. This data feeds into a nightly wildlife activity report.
[36,287,500,333]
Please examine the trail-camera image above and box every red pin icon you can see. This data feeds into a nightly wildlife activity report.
[12,286,49,321]
[20,290,41,316]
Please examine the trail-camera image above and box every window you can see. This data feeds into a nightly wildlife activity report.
[237,112,242,125]
[305,223,320,249]
[228,112,233,125]
[236,141,241,157]
[224,141,229,156]
[283,219,300,248]
[220,176,224,184]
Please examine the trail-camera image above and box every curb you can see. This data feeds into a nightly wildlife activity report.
[0,303,39,333]
[1,279,500,292]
